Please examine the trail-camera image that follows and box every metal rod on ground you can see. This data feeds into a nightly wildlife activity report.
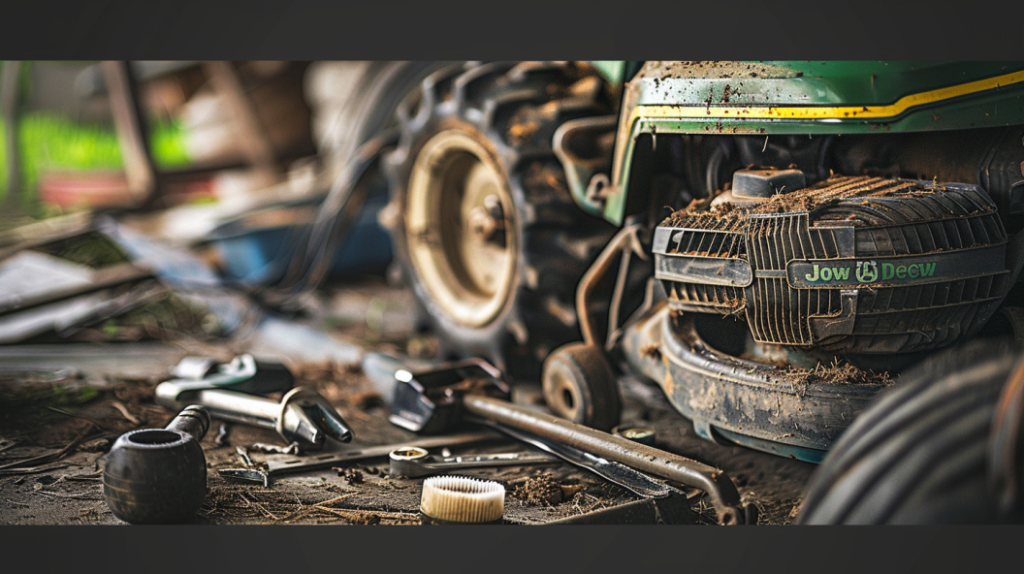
[462,394,748,525]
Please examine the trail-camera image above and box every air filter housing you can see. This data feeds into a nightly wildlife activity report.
[654,174,1011,354]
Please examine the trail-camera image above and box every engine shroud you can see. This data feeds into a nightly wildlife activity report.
[654,175,1011,354]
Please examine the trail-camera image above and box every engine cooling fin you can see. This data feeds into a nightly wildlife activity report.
[654,175,1011,354]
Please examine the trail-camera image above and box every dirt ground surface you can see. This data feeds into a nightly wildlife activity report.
[0,280,814,526]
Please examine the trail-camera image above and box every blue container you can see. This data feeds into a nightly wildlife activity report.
[206,192,393,286]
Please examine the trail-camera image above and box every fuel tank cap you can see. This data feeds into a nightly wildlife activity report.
[732,168,806,199]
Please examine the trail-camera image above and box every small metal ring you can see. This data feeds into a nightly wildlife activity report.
[612,425,657,446]
[390,446,429,461]
[276,387,315,442]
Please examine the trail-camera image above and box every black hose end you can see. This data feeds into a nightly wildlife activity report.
[167,405,210,441]
[103,406,209,524]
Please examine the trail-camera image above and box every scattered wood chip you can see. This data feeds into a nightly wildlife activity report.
[36,490,102,501]
[110,400,141,425]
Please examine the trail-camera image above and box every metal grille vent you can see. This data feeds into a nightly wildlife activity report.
[654,176,1011,354]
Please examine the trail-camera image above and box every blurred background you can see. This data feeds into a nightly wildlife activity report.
[0,61,462,289]
[0,60,467,350]
[1,61,409,218]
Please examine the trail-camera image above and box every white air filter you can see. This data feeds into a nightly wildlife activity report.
[420,476,505,523]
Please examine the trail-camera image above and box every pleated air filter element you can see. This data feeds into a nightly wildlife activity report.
[420,476,505,523]
[654,175,1011,354]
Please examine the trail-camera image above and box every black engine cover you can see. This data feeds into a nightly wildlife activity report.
[654,175,1011,354]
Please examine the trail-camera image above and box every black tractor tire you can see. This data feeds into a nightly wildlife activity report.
[797,338,1023,524]
[382,62,618,380]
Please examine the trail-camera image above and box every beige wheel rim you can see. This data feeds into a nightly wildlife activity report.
[405,129,517,328]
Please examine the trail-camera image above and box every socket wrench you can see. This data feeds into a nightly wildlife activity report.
[155,384,352,448]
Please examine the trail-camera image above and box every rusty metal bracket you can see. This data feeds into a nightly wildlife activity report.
[576,222,648,349]
[552,115,618,216]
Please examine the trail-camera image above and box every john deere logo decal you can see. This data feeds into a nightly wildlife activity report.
[801,260,935,284]
[856,261,878,283]
[784,244,1005,289]
[802,264,849,283]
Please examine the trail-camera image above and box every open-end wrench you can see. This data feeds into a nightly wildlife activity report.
[218,430,502,486]
[388,446,556,478]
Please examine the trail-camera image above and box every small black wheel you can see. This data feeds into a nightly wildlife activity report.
[542,342,621,431]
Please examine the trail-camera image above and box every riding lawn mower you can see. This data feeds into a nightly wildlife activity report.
[366,61,1024,523]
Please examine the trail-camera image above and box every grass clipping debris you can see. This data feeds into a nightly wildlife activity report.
[784,360,893,387]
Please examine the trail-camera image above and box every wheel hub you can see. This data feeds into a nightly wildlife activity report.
[405,129,517,328]
[468,195,506,243]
